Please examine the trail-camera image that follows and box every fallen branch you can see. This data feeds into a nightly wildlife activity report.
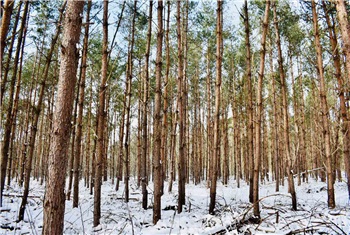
[2,194,42,199]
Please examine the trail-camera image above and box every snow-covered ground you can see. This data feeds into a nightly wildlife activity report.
[1,177,349,234]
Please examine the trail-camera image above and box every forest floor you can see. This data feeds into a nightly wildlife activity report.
[0,176,349,235]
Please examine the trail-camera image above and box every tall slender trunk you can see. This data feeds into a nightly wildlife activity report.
[182,0,189,185]
[168,99,178,193]
[161,0,171,193]
[253,0,270,217]
[206,45,212,186]
[334,0,350,200]
[142,0,153,209]
[177,0,186,213]
[73,0,92,208]
[273,3,297,211]
[1,1,29,206]
[18,3,65,220]
[124,0,137,204]
[0,0,14,87]
[94,0,108,227]
[290,54,301,186]
[269,47,280,192]
[0,1,22,106]
[243,0,254,203]
[8,12,28,185]
[42,2,84,234]
[18,49,39,186]
[311,0,335,208]
[116,97,125,191]
[153,0,163,224]
[209,0,222,215]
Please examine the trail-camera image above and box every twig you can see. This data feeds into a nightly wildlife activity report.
[168,208,176,235]
[2,193,42,199]
[126,202,134,235]
[79,203,85,235]
[241,193,292,222]
[25,204,38,235]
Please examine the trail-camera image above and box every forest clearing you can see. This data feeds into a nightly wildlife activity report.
[1,0,350,234]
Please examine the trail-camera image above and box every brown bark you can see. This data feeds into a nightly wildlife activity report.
[273,3,297,211]
[311,0,335,208]
[269,47,280,192]
[161,0,171,192]
[1,1,29,206]
[153,0,163,224]
[8,11,28,186]
[209,0,222,215]
[168,99,178,193]
[334,0,350,200]
[73,0,92,208]
[243,0,254,203]
[142,0,153,209]
[290,54,301,186]
[206,45,212,186]
[0,1,22,107]
[124,0,137,204]
[253,0,270,217]
[183,0,189,186]
[42,1,84,234]
[94,0,108,227]
[18,3,64,221]
[177,0,186,213]
[0,0,14,88]
[223,108,229,185]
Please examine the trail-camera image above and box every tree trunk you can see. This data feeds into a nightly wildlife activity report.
[0,0,14,86]
[18,3,64,220]
[334,0,350,201]
[161,0,171,193]
[0,1,21,107]
[243,0,254,203]
[311,0,335,209]
[42,2,84,234]
[177,0,186,213]
[142,0,153,209]
[206,45,212,186]
[8,11,28,186]
[94,0,108,227]
[124,0,137,204]
[269,47,280,192]
[253,0,270,217]
[73,0,92,208]
[0,1,29,206]
[273,3,297,211]
[153,0,163,224]
[209,0,222,215]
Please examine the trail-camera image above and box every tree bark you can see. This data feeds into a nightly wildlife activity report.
[209,0,222,215]
[243,0,254,203]
[42,1,84,234]
[253,0,270,217]
[0,1,29,206]
[142,0,153,209]
[124,0,137,204]
[94,0,108,227]
[18,3,65,221]
[153,0,163,224]
[311,0,335,209]
[0,0,14,85]
[273,3,297,211]
[73,0,92,208]
[334,0,350,201]
[0,1,21,107]
[177,0,186,213]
